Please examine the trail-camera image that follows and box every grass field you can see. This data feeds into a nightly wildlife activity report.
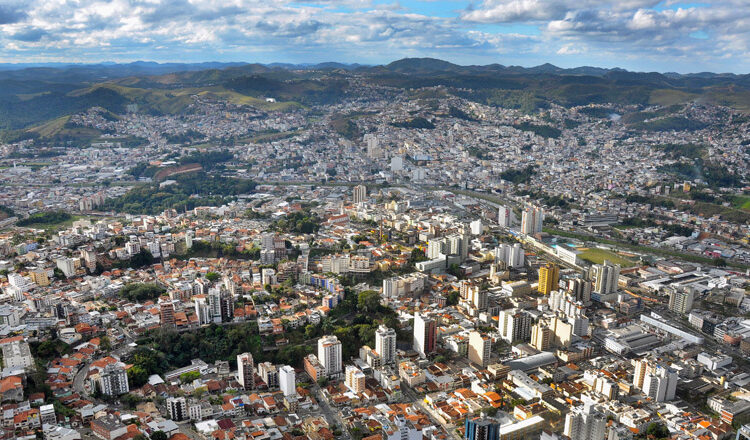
[730,195,750,211]
[578,247,635,266]
[17,214,83,231]
[544,228,750,270]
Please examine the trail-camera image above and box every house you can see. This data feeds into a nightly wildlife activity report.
[0,376,24,402]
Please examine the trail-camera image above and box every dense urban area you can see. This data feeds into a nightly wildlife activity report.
[0,60,749,440]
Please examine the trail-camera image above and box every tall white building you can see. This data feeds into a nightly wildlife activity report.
[98,363,130,396]
[237,352,255,390]
[365,133,381,159]
[279,365,296,397]
[375,325,397,364]
[668,288,695,315]
[498,309,532,343]
[591,261,620,296]
[497,205,515,228]
[194,296,211,325]
[318,335,343,377]
[470,219,483,235]
[643,365,678,402]
[353,185,367,204]
[56,257,77,278]
[495,243,524,269]
[468,331,491,367]
[521,206,543,235]
[167,397,188,421]
[564,404,608,440]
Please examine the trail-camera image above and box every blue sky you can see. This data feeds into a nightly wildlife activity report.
[0,0,748,73]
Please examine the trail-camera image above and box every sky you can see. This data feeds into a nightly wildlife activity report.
[0,0,748,73]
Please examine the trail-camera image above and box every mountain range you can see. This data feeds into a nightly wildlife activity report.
[2,57,749,141]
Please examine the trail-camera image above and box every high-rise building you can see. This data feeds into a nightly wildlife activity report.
[632,358,649,390]
[279,365,296,397]
[345,365,366,393]
[551,316,573,348]
[28,269,50,287]
[643,365,678,402]
[98,363,129,396]
[521,206,543,235]
[498,309,532,343]
[468,331,492,367]
[568,278,592,304]
[564,404,608,440]
[538,263,560,295]
[159,297,175,327]
[257,362,279,388]
[167,397,188,421]
[470,219,483,235]
[668,288,695,315]
[365,133,381,159]
[413,313,437,358]
[318,335,343,377]
[494,243,524,269]
[56,257,77,278]
[194,296,211,325]
[237,352,255,390]
[736,424,750,440]
[497,205,515,228]
[353,185,367,204]
[208,287,223,323]
[591,261,620,296]
[376,325,397,364]
[465,416,500,440]
[531,322,552,351]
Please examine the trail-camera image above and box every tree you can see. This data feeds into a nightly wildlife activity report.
[482,406,499,417]
[127,365,149,388]
[150,431,168,440]
[357,290,381,314]
[122,393,142,409]
[317,377,329,387]
[446,291,459,306]
[447,263,462,278]
[205,272,220,282]
[180,371,200,383]
[645,423,669,439]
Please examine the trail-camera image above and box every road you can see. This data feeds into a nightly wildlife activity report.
[312,385,351,440]
[401,385,462,440]
[74,334,137,397]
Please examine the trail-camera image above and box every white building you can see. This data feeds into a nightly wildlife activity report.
[279,365,296,397]
[237,352,255,390]
[376,325,397,364]
[564,404,608,440]
[318,335,343,377]
[521,206,543,235]
[643,365,678,402]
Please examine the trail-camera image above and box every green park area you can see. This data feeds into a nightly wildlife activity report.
[577,247,635,266]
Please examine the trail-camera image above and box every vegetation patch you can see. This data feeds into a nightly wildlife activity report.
[513,121,561,138]
[119,282,166,302]
[16,211,73,227]
[578,247,635,266]
[391,116,435,129]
